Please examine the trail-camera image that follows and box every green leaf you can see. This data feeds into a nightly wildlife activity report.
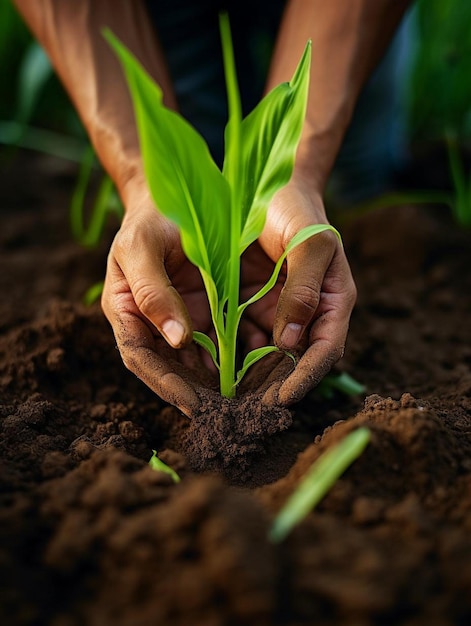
[193,331,219,370]
[239,223,341,315]
[269,427,371,543]
[223,41,312,252]
[149,450,180,483]
[104,29,231,312]
[234,345,280,388]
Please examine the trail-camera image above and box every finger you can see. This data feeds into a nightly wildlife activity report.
[276,305,351,406]
[114,312,203,418]
[102,260,203,417]
[273,230,338,351]
[112,225,193,349]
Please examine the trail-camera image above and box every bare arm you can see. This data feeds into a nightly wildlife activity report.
[13,0,176,200]
[268,0,412,191]
[258,0,412,405]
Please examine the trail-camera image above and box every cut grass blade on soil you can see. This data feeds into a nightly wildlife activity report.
[269,427,371,543]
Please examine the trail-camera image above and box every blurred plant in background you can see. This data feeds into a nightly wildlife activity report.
[406,0,471,227]
[0,0,122,263]
[0,0,85,159]
[407,0,471,144]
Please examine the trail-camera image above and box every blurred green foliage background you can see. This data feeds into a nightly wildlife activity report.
[408,0,471,142]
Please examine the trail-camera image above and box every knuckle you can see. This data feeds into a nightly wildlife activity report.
[346,280,358,307]
[132,279,164,319]
[330,343,345,364]
[120,350,137,373]
[115,337,140,373]
[289,280,321,316]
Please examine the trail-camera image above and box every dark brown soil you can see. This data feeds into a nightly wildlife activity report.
[1,152,471,626]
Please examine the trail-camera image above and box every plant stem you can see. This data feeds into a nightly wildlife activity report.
[219,12,242,397]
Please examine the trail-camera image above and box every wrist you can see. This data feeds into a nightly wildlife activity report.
[118,169,179,242]
[116,165,149,211]
[294,120,350,194]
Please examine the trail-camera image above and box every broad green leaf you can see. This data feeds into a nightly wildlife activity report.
[223,41,312,252]
[104,30,231,307]
[149,450,181,483]
[239,223,341,316]
[269,427,371,543]
[193,331,219,370]
[234,345,280,387]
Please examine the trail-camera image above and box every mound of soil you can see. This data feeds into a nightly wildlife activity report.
[1,152,470,625]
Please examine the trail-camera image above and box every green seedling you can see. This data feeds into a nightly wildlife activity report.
[316,371,366,400]
[82,280,105,306]
[149,450,180,484]
[269,427,371,543]
[104,15,341,398]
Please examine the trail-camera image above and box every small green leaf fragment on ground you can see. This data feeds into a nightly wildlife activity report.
[82,281,104,306]
[316,371,366,399]
[149,450,181,483]
[269,427,371,543]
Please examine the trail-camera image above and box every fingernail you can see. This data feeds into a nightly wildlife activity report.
[161,320,185,348]
[280,322,303,348]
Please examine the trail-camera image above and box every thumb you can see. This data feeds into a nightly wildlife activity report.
[128,268,192,349]
[273,230,336,351]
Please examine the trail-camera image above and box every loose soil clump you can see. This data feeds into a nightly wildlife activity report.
[1,153,471,625]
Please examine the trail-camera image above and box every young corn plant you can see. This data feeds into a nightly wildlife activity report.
[104,15,341,398]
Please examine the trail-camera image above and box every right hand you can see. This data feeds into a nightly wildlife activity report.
[101,182,215,418]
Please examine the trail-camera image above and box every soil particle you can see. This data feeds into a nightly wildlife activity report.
[179,389,293,483]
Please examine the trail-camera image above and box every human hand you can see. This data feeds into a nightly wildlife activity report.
[101,181,216,418]
[246,171,357,406]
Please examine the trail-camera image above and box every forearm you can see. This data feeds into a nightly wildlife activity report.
[13,0,176,203]
[267,0,412,192]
